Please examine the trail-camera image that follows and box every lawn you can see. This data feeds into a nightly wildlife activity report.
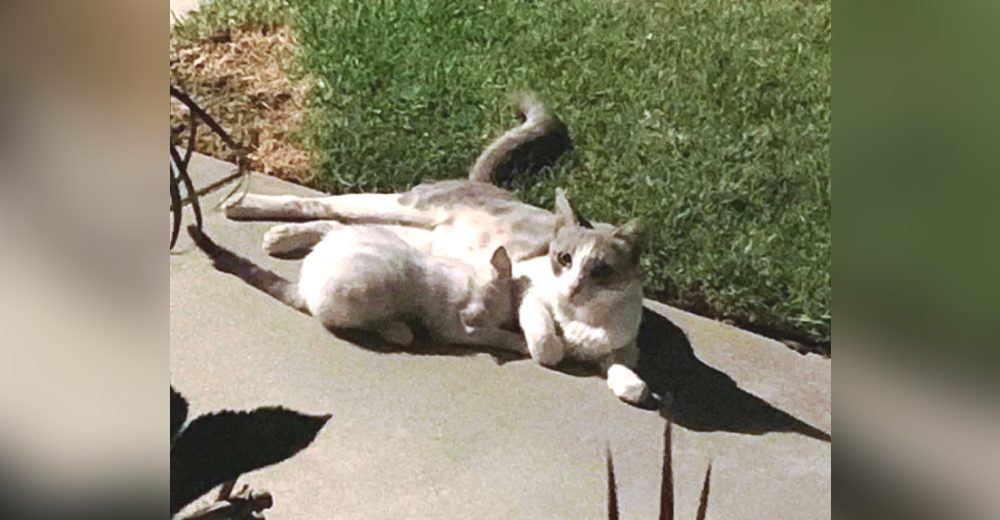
[174,0,831,348]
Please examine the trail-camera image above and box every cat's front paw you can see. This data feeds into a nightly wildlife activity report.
[528,334,565,367]
[606,364,649,405]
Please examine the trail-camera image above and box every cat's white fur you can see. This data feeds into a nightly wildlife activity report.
[515,258,646,402]
[515,257,643,357]
[296,223,526,353]
[512,190,648,402]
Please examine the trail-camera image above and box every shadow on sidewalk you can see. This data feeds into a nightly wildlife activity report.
[636,308,832,442]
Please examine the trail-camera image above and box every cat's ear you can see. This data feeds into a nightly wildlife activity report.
[554,188,576,231]
[614,218,649,261]
[490,247,512,279]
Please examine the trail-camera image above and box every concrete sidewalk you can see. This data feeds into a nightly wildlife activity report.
[170,153,831,519]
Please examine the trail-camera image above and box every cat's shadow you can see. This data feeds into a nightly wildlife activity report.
[326,325,523,362]
[330,309,831,443]
[633,308,831,442]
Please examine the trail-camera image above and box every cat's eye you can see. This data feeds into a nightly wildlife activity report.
[592,263,612,279]
[557,252,572,267]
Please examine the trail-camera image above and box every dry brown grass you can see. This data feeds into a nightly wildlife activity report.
[170,26,312,182]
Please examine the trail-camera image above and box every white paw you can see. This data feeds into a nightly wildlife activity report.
[222,195,253,219]
[607,364,649,404]
[262,224,306,255]
[528,334,565,367]
[223,193,273,219]
[379,322,414,346]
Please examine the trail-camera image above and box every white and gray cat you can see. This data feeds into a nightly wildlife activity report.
[295,222,525,352]
[224,93,652,404]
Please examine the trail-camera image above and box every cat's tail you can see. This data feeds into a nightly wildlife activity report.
[469,91,572,185]
[187,226,309,313]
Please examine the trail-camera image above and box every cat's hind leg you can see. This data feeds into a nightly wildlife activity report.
[378,321,415,346]
[224,192,441,228]
[262,221,342,256]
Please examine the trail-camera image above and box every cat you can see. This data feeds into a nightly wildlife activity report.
[296,223,525,352]
[223,92,652,405]
[513,189,649,403]
[187,222,525,353]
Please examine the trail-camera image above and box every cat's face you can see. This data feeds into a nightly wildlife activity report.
[460,246,516,331]
[548,189,647,304]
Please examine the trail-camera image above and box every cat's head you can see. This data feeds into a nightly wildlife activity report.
[460,246,517,332]
[548,188,647,304]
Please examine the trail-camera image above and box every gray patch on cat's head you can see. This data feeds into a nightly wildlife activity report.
[550,224,646,277]
[548,189,648,301]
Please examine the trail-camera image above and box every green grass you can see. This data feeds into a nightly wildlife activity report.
[176,0,831,346]
[172,0,293,41]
